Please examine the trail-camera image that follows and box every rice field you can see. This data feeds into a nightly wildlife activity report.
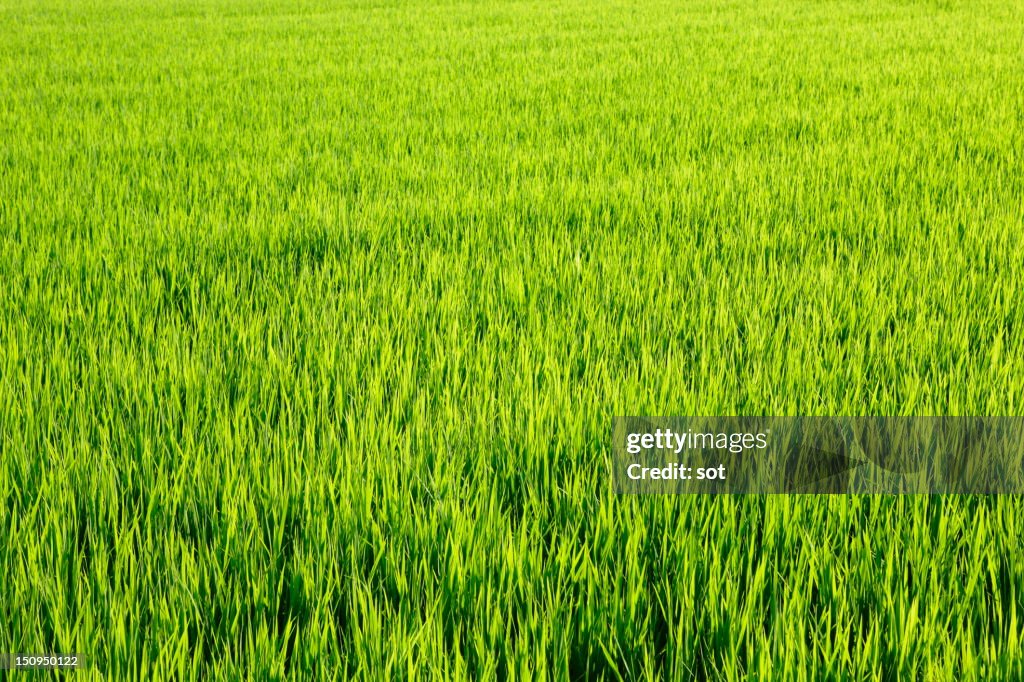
[2,0,1024,678]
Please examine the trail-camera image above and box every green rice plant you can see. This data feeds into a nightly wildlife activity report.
[1,0,1023,678]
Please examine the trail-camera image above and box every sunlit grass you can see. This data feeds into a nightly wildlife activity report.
[2,0,1023,678]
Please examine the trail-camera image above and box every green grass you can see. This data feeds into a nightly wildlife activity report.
[2,0,1024,678]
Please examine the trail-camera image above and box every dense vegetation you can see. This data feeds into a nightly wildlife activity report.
[2,0,1023,678]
